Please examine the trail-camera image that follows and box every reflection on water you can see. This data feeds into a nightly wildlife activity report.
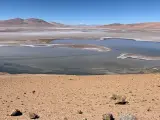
[0,39,160,75]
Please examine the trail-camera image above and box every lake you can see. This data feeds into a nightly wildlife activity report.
[0,39,160,75]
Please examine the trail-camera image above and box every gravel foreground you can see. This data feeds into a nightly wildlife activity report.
[0,74,160,120]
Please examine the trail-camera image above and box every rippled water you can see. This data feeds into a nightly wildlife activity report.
[0,39,160,74]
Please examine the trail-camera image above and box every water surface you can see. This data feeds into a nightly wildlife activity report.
[0,39,160,74]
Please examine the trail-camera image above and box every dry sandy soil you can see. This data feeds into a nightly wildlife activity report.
[0,74,160,120]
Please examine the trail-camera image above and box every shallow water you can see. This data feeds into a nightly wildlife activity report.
[0,39,160,75]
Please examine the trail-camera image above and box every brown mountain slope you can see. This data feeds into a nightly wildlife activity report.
[0,18,24,25]
[0,18,63,27]
[50,22,69,27]
[99,22,160,30]
[24,18,52,26]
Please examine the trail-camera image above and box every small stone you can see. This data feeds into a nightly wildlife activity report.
[115,96,128,105]
[32,90,36,94]
[16,96,20,99]
[119,114,137,120]
[83,118,87,120]
[77,110,83,114]
[29,112,39,119]
[64,117,68,120]
[10,109,22,116]
[110,94,120,100]
[102,113,114,120]
[147,108,151,112]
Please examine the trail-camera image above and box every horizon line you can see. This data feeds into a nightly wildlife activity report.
[0,17,160,25]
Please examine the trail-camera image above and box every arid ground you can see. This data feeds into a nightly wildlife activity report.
[0,74,160,120]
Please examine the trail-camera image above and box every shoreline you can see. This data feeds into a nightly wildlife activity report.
[100,37,160,43]
[1,30,160,44]
[0,72,159,76]
[0,36,160,46]
[0,43,111,52]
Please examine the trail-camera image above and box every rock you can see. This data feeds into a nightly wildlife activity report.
[111,94,120,100]
[147,108,151,112]
[63,117,68,120]
[32,90,36,94]
[29,112,39,119]
[111,94,128,105]
[102,113,114,120]
[83,118,87,120]
[119,114,137,120]
[115,96,128,105]
[16,96,20,99]
[10,109,22,116]
[77,110,83,114]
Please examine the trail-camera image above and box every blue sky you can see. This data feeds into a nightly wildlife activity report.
[0,0,160,24]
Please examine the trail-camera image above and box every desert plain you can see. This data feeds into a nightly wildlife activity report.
[0,74,160,120]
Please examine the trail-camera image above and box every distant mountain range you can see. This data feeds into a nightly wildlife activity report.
[99,22,160,29]
[1,18,160,29]
[0,18,67,27]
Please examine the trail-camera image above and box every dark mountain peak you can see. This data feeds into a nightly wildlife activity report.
[12,18,23,20]
[24,18,51,26]
[108,23,123,26]
[0,18,24,25]
[25,18,46,22]
[0,18,67,27]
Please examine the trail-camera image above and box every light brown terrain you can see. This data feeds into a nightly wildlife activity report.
[0,74,160,120]
[0,18,61,27]
[100,22,160,30]
[1,18,160,43]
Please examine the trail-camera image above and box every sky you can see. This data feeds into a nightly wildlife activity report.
[0,0,160,25]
